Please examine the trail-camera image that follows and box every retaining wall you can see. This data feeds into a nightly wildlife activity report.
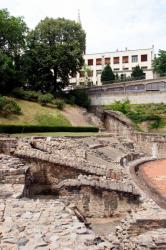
[90,91,166,105]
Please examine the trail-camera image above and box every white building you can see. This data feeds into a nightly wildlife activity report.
[70,47,155,86]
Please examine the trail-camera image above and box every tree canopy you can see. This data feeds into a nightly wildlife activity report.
[0,9,86,94]
[23,17,86,92]
[101,64,115,83]
[0,9,27,94]
[131,65,145,79]
[153,50,166,76]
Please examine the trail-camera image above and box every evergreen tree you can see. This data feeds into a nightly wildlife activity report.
[101,64,115,83]
[153,50,166,76]
[131,65,145,79]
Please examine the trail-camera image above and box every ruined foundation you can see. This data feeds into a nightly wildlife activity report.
[0,134,166,249]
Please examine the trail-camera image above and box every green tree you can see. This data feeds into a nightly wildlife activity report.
[153,50,166,76]
[131,65,145,79]
[0,9,28,93]
[0,50,16,94]
[23,17,86,92]
[101,64,115,83]
[0,9,27,60]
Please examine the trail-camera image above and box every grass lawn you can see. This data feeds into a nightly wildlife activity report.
[12,132,99,137]
[0,99,71,126]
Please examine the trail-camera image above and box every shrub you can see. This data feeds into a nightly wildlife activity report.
[37,93,54,106]
[107,100,130,114]
[65,95,75,105]
[0,125,99,134]
[12,88,40,101]
[54,99,65,110]
[0,96,21,116]
[68,89,90,109]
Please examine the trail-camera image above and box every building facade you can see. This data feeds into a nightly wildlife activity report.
[70,47,155,86]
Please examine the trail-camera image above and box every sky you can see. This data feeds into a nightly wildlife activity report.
[0,0,166,54]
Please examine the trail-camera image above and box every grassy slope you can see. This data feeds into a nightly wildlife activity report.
[105,102,166,133]
[0,99,71,126]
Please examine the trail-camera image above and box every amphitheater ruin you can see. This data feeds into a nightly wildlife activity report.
[0,110,166,250]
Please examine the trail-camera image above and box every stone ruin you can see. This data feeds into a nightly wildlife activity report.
[0,134,166,249]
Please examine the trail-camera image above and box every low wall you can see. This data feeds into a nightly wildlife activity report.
[129,132,166,159]
[90,91,166,105]
[59,186,139,218]
[96,109,166,159]
[0,138,17,154]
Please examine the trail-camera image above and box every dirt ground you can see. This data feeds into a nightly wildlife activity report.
[141,160,166,197]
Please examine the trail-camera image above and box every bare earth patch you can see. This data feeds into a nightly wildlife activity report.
[61,106,90,126]
[141,160,166,198]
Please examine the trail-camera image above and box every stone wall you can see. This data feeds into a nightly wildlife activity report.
[10,138,141,218]
[98,109,166,159]
[0,154,27,185]
[59,186,139,218]
[129,132,166,159]
[0,138,17,154]
[90,90,166,105]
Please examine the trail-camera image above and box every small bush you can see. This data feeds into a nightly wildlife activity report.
[54,99,65,110]
[107,99,130,114]
[37,93,54,106]
[12,88,39,101]
[67,89,90,109]
[0,96,21,116]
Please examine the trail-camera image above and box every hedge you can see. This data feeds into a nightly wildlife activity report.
[0,125,99,134]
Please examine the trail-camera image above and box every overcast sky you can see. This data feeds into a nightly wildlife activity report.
[0,0,166,54]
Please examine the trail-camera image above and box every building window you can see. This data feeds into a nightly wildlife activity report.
[122,56,129,63]
[114,68,120,71]
[105,57,110,64]
[113,57,119,64]
[88,59,93,66]
[132,55,138,63]
[141,54,148,62]
[88,70,93,77]
[123,68,129,70]
[79,71,85,77]
[96,58,102,65]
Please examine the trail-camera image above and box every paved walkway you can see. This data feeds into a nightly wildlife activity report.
[141,159,166,198]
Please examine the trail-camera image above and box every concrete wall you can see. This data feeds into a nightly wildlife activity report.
[90,91,166,105]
